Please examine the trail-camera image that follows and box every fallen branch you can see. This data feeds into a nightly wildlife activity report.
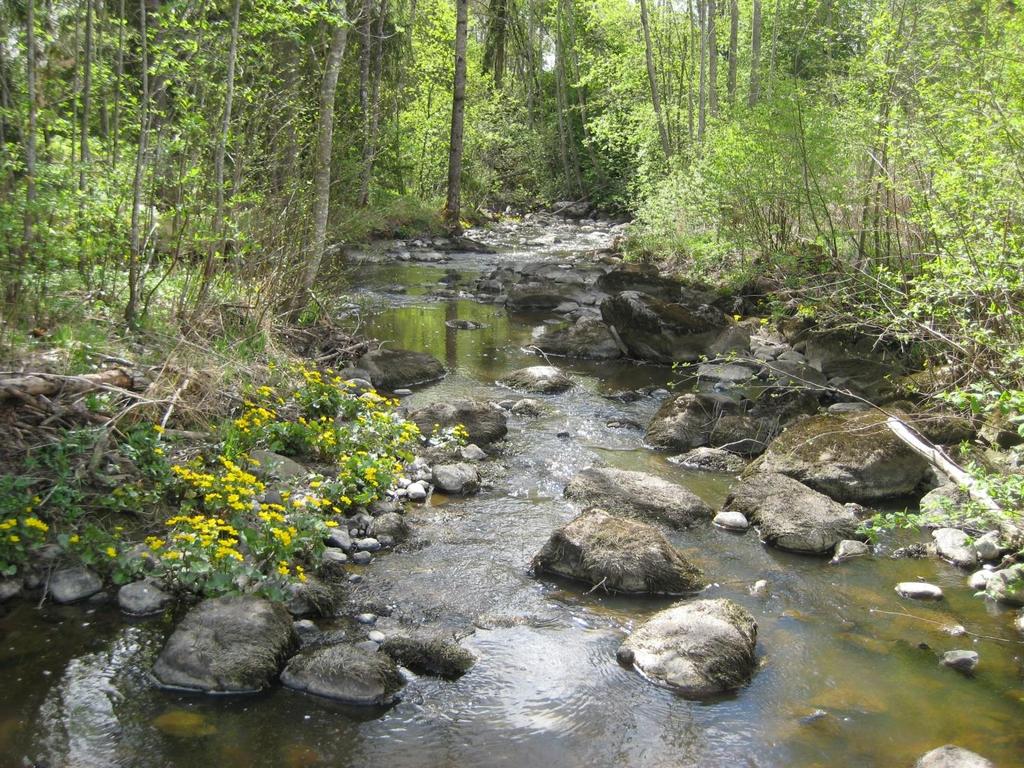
[885,416,1001,514]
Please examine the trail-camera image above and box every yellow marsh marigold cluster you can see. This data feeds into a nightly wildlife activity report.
[0,503,50,576]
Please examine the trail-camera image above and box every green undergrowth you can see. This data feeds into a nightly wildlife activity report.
[0,361,465,601]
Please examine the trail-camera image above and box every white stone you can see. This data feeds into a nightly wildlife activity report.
[713,511,749,531]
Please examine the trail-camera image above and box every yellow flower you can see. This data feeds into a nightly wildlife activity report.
[277,561,290,576]
[105,546,118,559]
[23,517,48,533]
[154,448,164,456]
[8,534,20,543]
[153,424,165,434]
[68,534,81,544]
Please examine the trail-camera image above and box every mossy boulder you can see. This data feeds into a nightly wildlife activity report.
[533,317,623,360]
[750,412,930,503]
[723,472,859,554]
[564,467,713,529]
[408,399,508,446]
[533,509,705,594]
[356,348,446,391]
[281,643,404,705]
[153,596,296,693]
[617,598,758,697]
[379,634,476,679]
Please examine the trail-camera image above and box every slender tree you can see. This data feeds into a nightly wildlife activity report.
[748,0,761,106]
[126,0,151,328]
[727,0,737,104]
[295,5,350,311]
[196,0,242,307]
[708,0,718,116]
[80,0,93,192]
[640,0,671,159]
[444,0,469,231]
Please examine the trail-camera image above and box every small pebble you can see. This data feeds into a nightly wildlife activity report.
[393,389,413,396]
[352,551,373,565]
[348,574,364,584]
[941,649,979,675]
[356,613,377,625]
[368,630,386,643]
[750,579,769,596]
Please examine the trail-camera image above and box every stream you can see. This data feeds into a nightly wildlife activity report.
[2,217,1023,767]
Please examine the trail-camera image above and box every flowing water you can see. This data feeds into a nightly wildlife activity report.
[2,219,1023,767]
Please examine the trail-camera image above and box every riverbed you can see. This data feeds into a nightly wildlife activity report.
[2,217,1022,767]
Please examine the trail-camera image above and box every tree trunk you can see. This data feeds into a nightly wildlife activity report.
[708,0,718,116]
[748,0,761,106]
[196,0,241,307]
[295,7,349,311]
[80,0,93,192]
[125,0,150,329]
[359,0,388,206]
[698,0,706,140]
[112,0,125,169]
[640,0,671,159]
[444,0,469,231]
[14,0,38,308]
[727,0,738,104]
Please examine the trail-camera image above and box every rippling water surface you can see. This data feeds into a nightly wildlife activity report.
[2,220,1023,767]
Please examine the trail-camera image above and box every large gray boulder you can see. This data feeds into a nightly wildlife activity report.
[533,509,704,594]
[431,463,481,495]
[506,282,581,310]
[408,398,508,446]
[751,412,931,503]
[356,348,445,391]
[152,596,295,693]
[617,599,757,697]
[48,567,103,604]
[914,745,995,768]
[723,472,859,554]
[499,365,574,394]
[281,643,404,705]
[932,528,978,569]
[564,467,713,529]
[600,291,727,364]
[533,317,623,360]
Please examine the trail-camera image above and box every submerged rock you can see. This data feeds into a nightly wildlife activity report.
[564,467,713,529]
[751,412,931,503]
[723,472,858,554]
[669,447,747,473]
[408,399,508,446]
[914,745,994,768]
[281,643,404,705]
[153,596,295,693]
[617,598,757,697]
[431,463,481,495]
[533,509,705,594]
[500,365,574,394]
[356,348,446,390]
[379,634,476,679]
[48,567,103,604]
[940,650,978,676]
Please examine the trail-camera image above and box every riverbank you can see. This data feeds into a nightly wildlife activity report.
[1,213,1022,767]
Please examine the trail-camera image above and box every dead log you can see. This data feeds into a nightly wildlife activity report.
[0,368,141,402]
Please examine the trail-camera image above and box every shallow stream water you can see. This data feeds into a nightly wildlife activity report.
[2,219,1023,767]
